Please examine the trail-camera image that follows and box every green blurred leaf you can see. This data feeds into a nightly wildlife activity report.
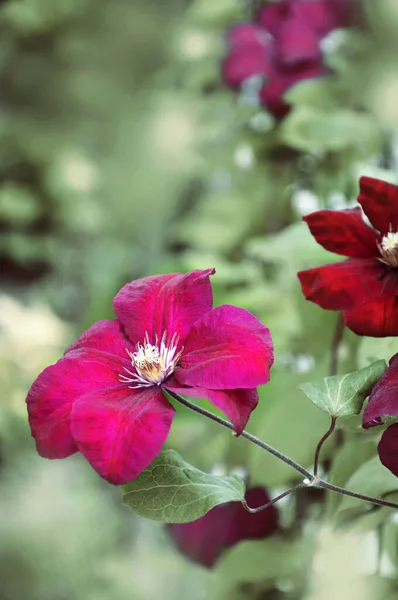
[284,76,343,109]
[280,106,381,154]
[358,337,398,368]
[326,437,377,515]
[299,360,387,418]
[336,456,398,525]
[213,537,311,593]
[122,449,245,523]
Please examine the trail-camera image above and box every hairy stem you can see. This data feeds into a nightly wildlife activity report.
[243,483,306,514]
[167,390,398,511]
[166,390,313,479]
[313,416,337,477]
[316,480,398,510]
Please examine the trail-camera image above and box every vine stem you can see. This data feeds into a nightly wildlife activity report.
[166,390,312,479]
[243,483,306,514]
[166,390,398,512]
[313,416,337,477]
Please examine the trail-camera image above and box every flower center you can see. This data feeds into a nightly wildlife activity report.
[119,332,183,388]
[378,231,398,267]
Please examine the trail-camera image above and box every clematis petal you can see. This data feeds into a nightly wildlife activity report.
[358,177,398,235]
[257,1,291,36]
[64,319,132,360]
[303,208,379,258]
[343,296,398,337]
[26,356,122,459]
[259,62,325,117]
[71,387,175,485]
[165,381,259,435]
[227,23,270,46]
[222,46,271,88]
[113,269,215,346]
[166,487,278,568]
[377,424,398,478]
[277,14,322,66]
[363,354,398,427]
[297,258,385,310]
[175,305,273,391]
[291,0,341,35]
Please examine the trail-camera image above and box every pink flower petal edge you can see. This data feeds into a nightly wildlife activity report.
[113,269,215,345]
[71,386,176,485]
[176,304,274,391]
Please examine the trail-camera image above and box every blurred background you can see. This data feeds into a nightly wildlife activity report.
[1,0,398,599]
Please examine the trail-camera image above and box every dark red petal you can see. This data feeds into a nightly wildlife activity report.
[303,208,379,258]
[276,14,322,66]
[343,296,398,337]
[71,387,175,485]
[377,424,398,478]
[298,258,385,310]
[64,319,133,360]
[165,382,258,435]
[257,1,292,36]
[26,356,122,459]
[176,305,274,390]
[291,0,340,35]
[363,354,398,426]
[226,23,269,46]
[259,62,325,118]
[222,47,271,88]
[113,269,215,346]
[166,487,278,568]
[357,177,398,235]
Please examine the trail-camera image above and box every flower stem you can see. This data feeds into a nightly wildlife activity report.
[313,416,337,477]
[166,390,313,479]
[166,390,398,511]
[330,312,345,376]
[242,483,306,514]
[316,480,398,510]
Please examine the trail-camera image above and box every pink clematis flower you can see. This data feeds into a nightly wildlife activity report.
[362,354,398,477]
[26,269,274,485]
[222,0,358,117]
[166,487,279,568]
[298,177,398,337]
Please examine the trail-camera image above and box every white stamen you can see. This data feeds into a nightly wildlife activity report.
[119,332,183,388]
[378,229,398,267]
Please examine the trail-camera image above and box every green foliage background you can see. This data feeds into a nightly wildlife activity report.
[1,0,397,599]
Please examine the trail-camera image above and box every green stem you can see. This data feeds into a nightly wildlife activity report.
[166,390,313,479]
[242,483,306,514]
[313,416,337,477]
[167,390,398,512]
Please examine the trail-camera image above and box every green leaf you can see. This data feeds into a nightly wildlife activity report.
[284,76,342,109]
[280,106,381,154]
[299,360,387,418]
[335,456,398,527]
[122,449,245,523]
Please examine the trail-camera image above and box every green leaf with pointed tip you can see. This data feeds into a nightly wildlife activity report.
[299,360,387,418]
[121,450,245,523]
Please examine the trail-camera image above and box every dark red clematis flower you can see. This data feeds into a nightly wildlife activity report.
[377,424,398,479]
[166,487,279,568]
[222,0,357,117]
[26,269,274,485]
[362,354,398,477]
[298,177,398,337]
[363,353,398,429]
